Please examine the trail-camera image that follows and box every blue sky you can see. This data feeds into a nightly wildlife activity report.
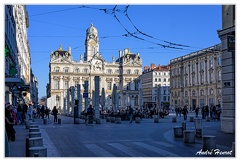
[26,4,222,98]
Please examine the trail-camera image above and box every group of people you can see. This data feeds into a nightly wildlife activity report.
[174,104,222,121]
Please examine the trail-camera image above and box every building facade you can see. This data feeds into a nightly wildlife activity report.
[142,64,170,109]
[5,5,35,105]
[48,23,142,112]
[170,44,222,111]
[217,5,235,133]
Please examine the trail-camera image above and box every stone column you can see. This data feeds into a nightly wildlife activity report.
[71,86,75,116]
[67,88,70,115]
[84,81,89,113]
[77,84,82,117]
[94,76,100,120]
[63,97,66,115]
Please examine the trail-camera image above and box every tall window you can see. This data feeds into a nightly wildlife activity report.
[74,81,78,87]
[54,80,60,89]
[185,76,188,86]
[209,59,213,68]
[218,57,221,66]
[163,78,166,82]
[155,78,157,82]
[200,89,204,96]
[158,78,161,82]
[192,75,195,85]
[83,68,88,74]
[56,95,60,101]
[200,62,204,70]
[107,69,112,74]
[107,82,112,90]
[55,67,60,72]
[192,64,195,72]
[209,72,213,82]
[134,70,139,74]
[75,68,79,73]
[115,69,120,74]
[218,71,221,80]
[126,69,131,74]
[64,68,69,73]
[200,73,204,84]
[64,80,69,89]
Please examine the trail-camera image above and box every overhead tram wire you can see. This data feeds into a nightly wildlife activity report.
[124,5,192,50]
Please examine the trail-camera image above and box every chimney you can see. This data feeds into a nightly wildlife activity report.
[151,63,155,70]
[144,66,149,71]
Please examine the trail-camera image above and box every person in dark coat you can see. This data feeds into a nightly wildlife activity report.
[5,104,16,141]
[40,105,45,119]
[52,106,58,123]
[182,105,188,121]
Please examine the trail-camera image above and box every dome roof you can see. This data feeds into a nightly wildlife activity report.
[53,44,70,57]
[86,23,98,35]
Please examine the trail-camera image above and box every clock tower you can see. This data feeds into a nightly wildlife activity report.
[84,23,99,61]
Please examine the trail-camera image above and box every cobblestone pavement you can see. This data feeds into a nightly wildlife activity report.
[7,112,235,158]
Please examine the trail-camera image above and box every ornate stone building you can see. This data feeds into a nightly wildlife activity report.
[47,23,142,112]
[170,44,222,110]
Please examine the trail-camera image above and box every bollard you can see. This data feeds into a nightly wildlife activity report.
[43,118,48,124]
[189,116,194,122]
[29,125,39,129]
[29,146,47,157]
[115,117,121,124]
[95,118,101,124]
[29,132,41,138]
[29,122,38,125]
[183,130,196,143]
[153,116,159,123]
[182,121,186,132]
[58,118,61,124]
[172,117,177,122]
[29,128,40,133]
[206,116,211,122]
[173,126,183,138]
[28,137,43,148]
[194,118,202,138]
[110,117,115,123]
[106,117,110,122]
[135,117,141,123]
[202,135,216,151]
[25,121,30,129]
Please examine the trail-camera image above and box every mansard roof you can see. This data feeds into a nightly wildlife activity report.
[53,44,70,57]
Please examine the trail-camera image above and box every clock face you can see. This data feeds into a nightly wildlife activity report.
[89,40,96,46]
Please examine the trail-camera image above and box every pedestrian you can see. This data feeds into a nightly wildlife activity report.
[178,107,182,117]
[216,104,222,121]
[175,107,179,117]
[17,104,23,124]
[27,103,33,120]
[45,107,50,119]
[52,106,58,123]
[128,106,133,123]
[86,105,94,124]
[22,103,28,123]
[195,106,199,118]
[182,105,188,121]
[5,104,16,141]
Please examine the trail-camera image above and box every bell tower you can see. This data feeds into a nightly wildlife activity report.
[84,23,99,61]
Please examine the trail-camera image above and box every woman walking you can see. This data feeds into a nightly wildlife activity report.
[52,106,58,123]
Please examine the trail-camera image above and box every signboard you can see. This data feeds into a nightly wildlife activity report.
[227,35,235,52]
[83,92,88,98]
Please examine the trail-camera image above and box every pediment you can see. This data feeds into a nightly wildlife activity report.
[51,57,73,64]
